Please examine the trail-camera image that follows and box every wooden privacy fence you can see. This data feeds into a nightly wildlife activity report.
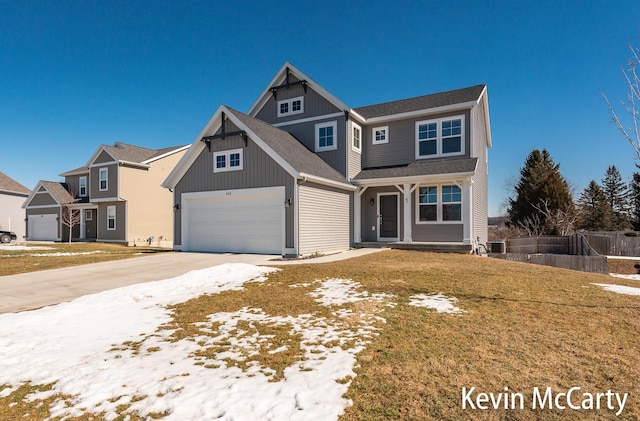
[491,233,608,274]
[581,232,640,257]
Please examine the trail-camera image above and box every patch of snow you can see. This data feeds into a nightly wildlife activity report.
[309,279,393,307]
[610,273,640,281]
[29,251,105,257]
[0,264,387,420]
[408,293,465,314]
[0,245,53,251]
[593,283,640,296]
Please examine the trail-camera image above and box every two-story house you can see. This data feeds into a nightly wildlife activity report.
[163,63,491,255]
[23,142,188,246]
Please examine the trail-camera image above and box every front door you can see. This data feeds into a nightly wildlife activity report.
[84,209,97,240]
[378,193,399,241]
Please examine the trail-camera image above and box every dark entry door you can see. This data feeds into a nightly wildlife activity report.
[379,195,398,240]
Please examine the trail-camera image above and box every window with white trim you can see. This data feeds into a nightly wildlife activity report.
[107,205,116,230]
[372,126,389,144]
[416,116,464,158]
[85,209,93,221]
[315,121,337,152]
[352,122,362,152]
[214,149,243,173]
[416,185,462,223]
[79,176,87,197]
[277,96,304,117]
[99,168,108,191]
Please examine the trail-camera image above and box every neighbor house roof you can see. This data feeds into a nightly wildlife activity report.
[353,85,486,119]
[225,107,348,185]
[352,158,478,182]
[0,171,31,196]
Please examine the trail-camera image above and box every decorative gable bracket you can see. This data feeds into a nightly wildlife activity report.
[269,67,307,99]
[200,112,248,151]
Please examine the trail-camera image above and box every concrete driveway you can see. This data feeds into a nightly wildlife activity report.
[0,249,383,314]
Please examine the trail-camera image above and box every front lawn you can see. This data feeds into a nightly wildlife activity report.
[1,250,638,420]
[0,243,169,276]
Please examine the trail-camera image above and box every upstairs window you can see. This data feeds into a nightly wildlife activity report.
[315,121,338,152]
[352,122,362,152]
[214,149,243,173]
[372,126,389,144]
[277,96,304,117]
[79,176,87,197]
[99,168,108,191]
[416,116,464,159]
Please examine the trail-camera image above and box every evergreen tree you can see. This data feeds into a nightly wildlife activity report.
[631,172,640,229]
[508,149,574,234]
[577,180,613,231]
[601,165,631,229]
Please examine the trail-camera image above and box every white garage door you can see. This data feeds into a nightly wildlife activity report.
[28,214,58,241]
[183,187,284,254]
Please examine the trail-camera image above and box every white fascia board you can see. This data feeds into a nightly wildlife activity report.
[351,172,475,187]
[247,62,351,117]
[362,101,478,124]
[91,197,123,202]
[298,172,358,191]
[142,144,191,164]
[89,161,119,168]
[481,87,493,147]
[59,168,89,177]
[271,112,344,128]
[349,109,367,124]
[118,160,151,170]
[162,107,227,189]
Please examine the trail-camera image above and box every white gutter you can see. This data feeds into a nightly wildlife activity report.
[297,173,357,191]
[350,171,475,187]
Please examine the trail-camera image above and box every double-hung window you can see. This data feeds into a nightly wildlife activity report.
[107,205,116,230]
[99,168,108,191]
[416,116,464,158]
[214,149,243,173]
[277,96,304,117]
[417,185,462,223]
[315,121,337,152]
[352,122,362,152]
[79,176,87,197]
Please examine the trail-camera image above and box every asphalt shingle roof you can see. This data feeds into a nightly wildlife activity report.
[40,181,75,204]
[225,107,348,185]
[354,85,485,119]
[0,171,31,195]
[353,158,478,181]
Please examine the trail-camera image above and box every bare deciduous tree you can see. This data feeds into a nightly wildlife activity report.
[602,42,640,161]
[61,187,81,243]
[533,199,578,236]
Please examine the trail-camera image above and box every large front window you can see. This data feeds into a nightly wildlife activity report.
[417,185,462,223]
[315,121,337,152]
[416,116,464,158]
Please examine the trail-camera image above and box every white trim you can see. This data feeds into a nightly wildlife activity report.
[364,101,478,124]
[298,173,357,191]
[106,205,116,230]
[401,183,413,243]
[351,122,362,153]
[271,112,344,128]
[354,186,368,243]
[89,160,118,168]
[415,115,465,160]
[213,148,244,173]
[79,176,87,197]
[90,197,120,202]
[142,144,190,164]
[315,121,338,152]
[24,204,59,210]
[415,184,463,225]
[377,192,400,242]
[372,126,389,144]
[59,168,89,177]
[85,209,93,221]
[99,167,109,191]
[277,96,304,117]
[351,172,475,187]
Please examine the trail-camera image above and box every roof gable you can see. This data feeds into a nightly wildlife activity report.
[23,180,75,208]
[247,62,350,118]
[0,171,30,196]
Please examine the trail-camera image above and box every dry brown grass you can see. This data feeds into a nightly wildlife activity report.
[0,243,168,276]
[1,250,639,420]
[607,258,640,274]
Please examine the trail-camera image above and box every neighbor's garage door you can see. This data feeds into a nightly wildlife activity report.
[182,187,284,254]
[28,214,58,241]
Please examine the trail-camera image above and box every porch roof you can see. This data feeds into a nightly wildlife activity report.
[352,157,477,182]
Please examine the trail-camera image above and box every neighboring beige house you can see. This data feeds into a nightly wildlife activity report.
[23,142,188,246]
[0,171,31,241]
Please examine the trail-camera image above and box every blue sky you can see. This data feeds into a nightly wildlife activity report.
[1,0,639,216]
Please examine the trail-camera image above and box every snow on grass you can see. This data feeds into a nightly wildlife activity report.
[28,250,105,257]
[308,278,393,307]
[593,283,640,296]
[609,273,640,281]
[0,245,53,251]
[408,293,465,314]
[0,264,388,420]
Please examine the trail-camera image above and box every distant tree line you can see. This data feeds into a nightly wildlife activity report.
[506,149,640,236]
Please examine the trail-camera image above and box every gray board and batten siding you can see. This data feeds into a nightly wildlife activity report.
[173,124,295,249]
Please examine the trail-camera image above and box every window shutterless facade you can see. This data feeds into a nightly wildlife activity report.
[79,176,87,197]
[372,126,389,144]
[277,96,304,117]
[99,168,108,191]
[107,205,116,230]
[315,121,338,152]
[213,149,243,173]
[352,122,362,152]
[416,116,464,159]
[416,185,462,223]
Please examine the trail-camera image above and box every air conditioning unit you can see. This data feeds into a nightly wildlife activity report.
[488,241,506,254]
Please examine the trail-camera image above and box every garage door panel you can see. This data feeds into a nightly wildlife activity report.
[28,214,58,241]
[183,187,284,254]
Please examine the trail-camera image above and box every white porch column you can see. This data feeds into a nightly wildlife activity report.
[462,179,473,245]
[80,209,86,240]
[354,187,367,243]
[402,183,413,243]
